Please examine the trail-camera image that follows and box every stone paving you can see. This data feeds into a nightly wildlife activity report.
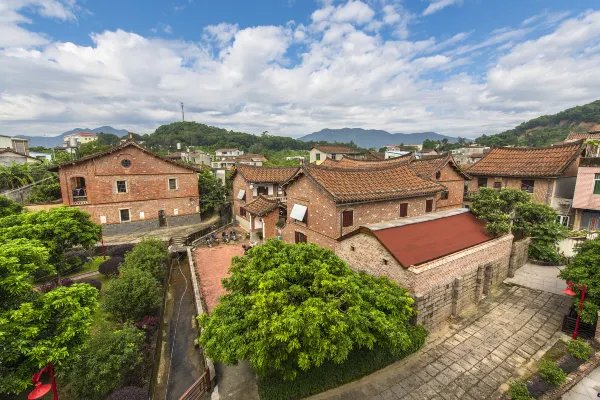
[308,286,570,400]
[562,365,600,400]
[504,262,566,295]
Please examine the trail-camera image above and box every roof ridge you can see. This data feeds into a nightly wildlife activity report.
[304,162,413,173]
[492,140,583,151]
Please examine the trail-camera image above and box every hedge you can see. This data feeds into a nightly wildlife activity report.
[258,324,427,400]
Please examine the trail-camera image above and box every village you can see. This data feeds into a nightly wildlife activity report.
[1,125,600,400]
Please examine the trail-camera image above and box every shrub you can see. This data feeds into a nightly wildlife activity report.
[25,182,62,204]
[107,386,147,400]
[134,316,160,334]
[103,267,162,321]
[79,278,102,291]
[506,380,534,400]
[566,339,593,360]
[538,359,567,386]
[67,324,145,400]
[60,277,74,287]
[98,257,124,276]
[0,196,23,218]
[122,239,169,282]
[64,249,92,270]
[106,244,135,258]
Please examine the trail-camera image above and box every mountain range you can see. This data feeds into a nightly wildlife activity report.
[298,128,468,149]
[17,126,129,147]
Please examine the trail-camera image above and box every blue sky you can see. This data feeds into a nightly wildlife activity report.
[1,0,600,138]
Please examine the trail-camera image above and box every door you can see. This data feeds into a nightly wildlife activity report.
[158,210,167,227]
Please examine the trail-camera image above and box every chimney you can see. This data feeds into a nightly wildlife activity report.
[128,132,133,140]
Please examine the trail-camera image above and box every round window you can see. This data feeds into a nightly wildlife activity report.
[121,159,132,168]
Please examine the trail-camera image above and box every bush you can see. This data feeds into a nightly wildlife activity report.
[67,324,145,400]
[107,386,147,400]
[122,239,169,282]
[79,278,102,291]
[258,325,427,400]
[38,277,74,293]
[25,182,62,204]
[64,249,92,270]
[98,257,124,276]
[106,244,135,258]
[0,196,23,218]
[60,277,74,287]
[134,316,160,334]
[538,359,567,386]
[103,267,162,321]
[506,380,534,400]
[566,339,593,360]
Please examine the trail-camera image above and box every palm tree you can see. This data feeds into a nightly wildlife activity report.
[0,162,34,191]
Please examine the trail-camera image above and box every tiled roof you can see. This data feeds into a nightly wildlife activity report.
[311,145,361,154]
[243,195,279,216]
[298,163,444,204]
[233,165,300,183]
[235,154,268,161]
[165,152,185,159]
[346,209,491,267]
[409,154,471,180]
[467,141,582,177]
[565,131,600,142]
[318,154,413,169]
[364,151,385,160]
[319,158,339,167]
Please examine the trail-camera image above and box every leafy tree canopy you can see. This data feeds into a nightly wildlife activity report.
[122,238,168,282]
[199,240,422,380]
[197,170,229,216]
[96,132,122,146]
[0,197,23,218]
[77,141,112,157]
[102,267,162,322]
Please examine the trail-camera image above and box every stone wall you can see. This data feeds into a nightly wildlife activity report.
[508,237,531,277]
[101,213,202,236]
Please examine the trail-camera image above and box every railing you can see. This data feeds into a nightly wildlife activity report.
[178,368,211,400]
[72,195,88,204]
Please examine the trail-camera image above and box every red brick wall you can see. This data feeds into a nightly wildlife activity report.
[281,175,437,244]
[233,174,252,224]
[468,176,556,204]
[262,209,280,239]
[58,146,200,225]
[431,164,465,210]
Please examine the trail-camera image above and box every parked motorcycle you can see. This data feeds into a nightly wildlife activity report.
[205,237,212,248]
[229,230,237,241]
[221,231,229,243]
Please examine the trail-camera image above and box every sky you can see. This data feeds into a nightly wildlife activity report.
[1,0,600,138]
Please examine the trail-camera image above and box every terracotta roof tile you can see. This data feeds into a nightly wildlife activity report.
[300,163,444,204]
[319,158,339,167]
[408,154,471,180]
[566,131,600,142]
[311,145,361,154]
[234,165,300,183]
[243,195,279,216]
[467,142,582,177]
[318,154,413,169]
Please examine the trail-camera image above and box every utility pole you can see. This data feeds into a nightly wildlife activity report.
[181,102,185,122]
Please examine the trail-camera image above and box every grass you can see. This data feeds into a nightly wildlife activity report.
[63,256,108,278]
[87,272,117,335]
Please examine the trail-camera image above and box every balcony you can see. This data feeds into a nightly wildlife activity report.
[272,196,287,203]
[72,195,88,205]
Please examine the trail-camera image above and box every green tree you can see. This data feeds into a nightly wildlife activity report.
[198,170,228,216]
[77,141,112,157]
[122,238,169,282]
[0,284,98,393]
[51,151,74,165]
[0,197,23,218]
[559,237,600,324]
[199,240,422,380]
[67,324,145,400]
[97,133,122,146]
[102,267,162,321]
[0,163,34,190]
[25,182,62,204]
[422,139,438,150]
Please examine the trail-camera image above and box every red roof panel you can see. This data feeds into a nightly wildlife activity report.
[372,212,491,267]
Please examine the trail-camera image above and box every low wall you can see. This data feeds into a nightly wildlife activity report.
[101,214,202,236]
[508,237,531,277]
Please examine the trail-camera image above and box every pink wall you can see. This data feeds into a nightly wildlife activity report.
[573,166,600,210]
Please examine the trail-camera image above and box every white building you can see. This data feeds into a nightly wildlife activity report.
[450,146,490,165]
[60,132,97,154]
[0,148,40,166]
[0,135,29,155]
[309,145,361,164]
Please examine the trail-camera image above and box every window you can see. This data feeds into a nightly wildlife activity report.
[240,207,247,217]
[521,179,535,194]
[435,171,441,180]
[478,177,488,188]
[295,231,307,243]
[116,180,128,193]
[493,181,502,190]
[331,154,337,160]
[399,203,408,217]
[425,199,433,213]
[257,186,269,196]
[342,210,354,227]
[168,178,178,190]
[119,209,130,222]
[440,191,449,200]
[121,159,131,168]
[383,259,388,265]
[557,215,569,226]
[316,153,321,161]
[594,174,600,195]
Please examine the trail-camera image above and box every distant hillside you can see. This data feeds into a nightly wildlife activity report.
[299,128,468,148]
[17,126,129,147]
[476,100,600,147]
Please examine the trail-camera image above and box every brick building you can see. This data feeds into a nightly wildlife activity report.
[309,145,362,164]
[231,165,299,238]
[281,162,445,250]
[336,208,524,329]
[51,140,201,235]
[467,142,583,226]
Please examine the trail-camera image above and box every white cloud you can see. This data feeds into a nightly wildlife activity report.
[1,4,600,139]
[423,0,462,16]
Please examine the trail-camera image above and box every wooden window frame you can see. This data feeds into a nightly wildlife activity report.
[168,178,178,190]
[425,199,433,213]
[316,153,321,161]
[240,207,247,217]
[521,179,535,194]
[342,210,354,228]
[399,203,408,218]
[295,231,307,243]
[119,208,131,222]
[477,177,487,188]
[116,180,128,194]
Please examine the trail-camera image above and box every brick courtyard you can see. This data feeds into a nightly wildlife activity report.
[193,244,244,313]
[309,286,571,400]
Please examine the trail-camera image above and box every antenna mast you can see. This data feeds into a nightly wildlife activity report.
[181,102,185,122]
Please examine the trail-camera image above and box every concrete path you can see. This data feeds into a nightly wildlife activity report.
[504,262,567,295]
[307,286,570,400]
[562,365,600,400]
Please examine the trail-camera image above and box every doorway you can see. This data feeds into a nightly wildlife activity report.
[158,210,167,227]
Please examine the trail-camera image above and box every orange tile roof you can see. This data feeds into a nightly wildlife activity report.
[311,145,361,154]
[298,163,444,204]
[233,165,300,183]
[318,153,413,169]
[566,131,600,142]
[467,142,582,178]
[319,158,339,167]
[243,195,279,216]
[409,154,471,180]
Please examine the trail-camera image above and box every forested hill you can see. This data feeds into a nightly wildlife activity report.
[141,122,358,153]
[476,100,600,147]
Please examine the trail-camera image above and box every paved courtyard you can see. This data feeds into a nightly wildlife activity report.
[504,262,566,295]
[562,365,600,400]
[309,286,570,400]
